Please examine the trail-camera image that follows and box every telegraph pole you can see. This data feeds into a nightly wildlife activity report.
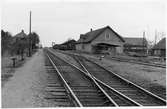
[154,30,157,45]
[28,11,32,57]
[29,11,31,34]
[143,31,145,54]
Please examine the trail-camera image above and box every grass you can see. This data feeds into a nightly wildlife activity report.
[1,54,31,87]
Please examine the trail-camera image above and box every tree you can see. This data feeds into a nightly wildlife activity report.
[1,30,13,56]
[1,30,40,58]
[26,32,40,56]
[28,32,40,49]
[11,36,29,60]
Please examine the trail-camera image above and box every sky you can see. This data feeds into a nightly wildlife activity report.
[1,0,166,47]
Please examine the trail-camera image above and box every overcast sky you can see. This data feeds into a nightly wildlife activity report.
[2,0,166,47]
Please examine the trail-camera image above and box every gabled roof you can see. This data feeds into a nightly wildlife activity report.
[76,26,125,44]
[153,37,166,49]
[61,39,76,45]
[124,37,147,46]
[14,30,27,38]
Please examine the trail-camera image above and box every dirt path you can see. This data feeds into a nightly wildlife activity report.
[2,49,53,108]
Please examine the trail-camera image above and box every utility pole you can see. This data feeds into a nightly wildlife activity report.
[154,29,157,45]
[28,11,32,57]
[143,31,145,55]
[29,11,31,34]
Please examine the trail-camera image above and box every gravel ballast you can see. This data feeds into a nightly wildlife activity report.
[55,50,166,99]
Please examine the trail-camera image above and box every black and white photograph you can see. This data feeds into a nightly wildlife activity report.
[1,0,166,108]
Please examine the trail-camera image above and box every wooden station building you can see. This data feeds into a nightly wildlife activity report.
[75,26,125,55]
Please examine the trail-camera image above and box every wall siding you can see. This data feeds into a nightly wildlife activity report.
[76,44,82,50]
[76,43,92,52]
[92,28,123,45]
[76,28,124,54]
[116,46,123,53]
[91,28,124,53]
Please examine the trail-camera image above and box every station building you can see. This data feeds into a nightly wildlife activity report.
[75,26,125,54]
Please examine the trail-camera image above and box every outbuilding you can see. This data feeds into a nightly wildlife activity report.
[152,37,166,57]
[14,30,27,38]
[75,26,125,54]
[123,37,148,54]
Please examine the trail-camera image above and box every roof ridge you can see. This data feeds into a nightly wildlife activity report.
[84,26,106,35]
[14,30,27,38]
[153,37,166,49]
[76,25,125,43]
[124,37,144,38]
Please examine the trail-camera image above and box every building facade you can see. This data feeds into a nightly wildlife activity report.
[53,39,76,50]
[123,37,148,55]
[152,38,166,57]
[76,26,125,54]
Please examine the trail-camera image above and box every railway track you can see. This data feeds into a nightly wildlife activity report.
[45,49,143,107]
[107,56,166,68]
[44,53,75,107]
[70,54,166,106]
[53,50,166,106]
[45,50,116,107]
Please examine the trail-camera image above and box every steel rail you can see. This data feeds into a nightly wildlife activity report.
[109,57,166,68]
[46,53,83,107]
[75,56,119,106]
[48,49,143,106]
[74,55,142,106]
[47,49,118,106]
[54,50,166,105]
[79,54,167,104]
[94,77,142,106]
[55,49,165,68]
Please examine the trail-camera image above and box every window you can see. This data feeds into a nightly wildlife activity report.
[82,44,85,49]
[105,33,110,40]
